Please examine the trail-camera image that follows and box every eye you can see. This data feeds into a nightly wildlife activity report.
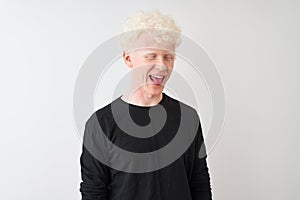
[165,55,174,61]
[145,55,156,60]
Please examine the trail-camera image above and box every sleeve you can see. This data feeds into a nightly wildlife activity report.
[190,112,213,200]
[79,114,111,200]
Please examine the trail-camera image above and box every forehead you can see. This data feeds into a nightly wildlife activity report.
[131,47,175,55]
[128,31,176,53]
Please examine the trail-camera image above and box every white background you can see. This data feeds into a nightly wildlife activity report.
[1,0,299,199]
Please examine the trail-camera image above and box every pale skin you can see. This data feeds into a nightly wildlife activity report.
[121,32,176,107]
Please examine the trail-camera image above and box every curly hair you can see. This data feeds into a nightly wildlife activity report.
[119,9,182,52]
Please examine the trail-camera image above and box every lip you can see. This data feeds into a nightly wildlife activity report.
[149,74,165,83]
[149,74,167,77]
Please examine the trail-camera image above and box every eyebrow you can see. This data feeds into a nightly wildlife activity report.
[143,52,156,56]
[142,52,175,56]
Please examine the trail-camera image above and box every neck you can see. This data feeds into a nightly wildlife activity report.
[121,89,163,107]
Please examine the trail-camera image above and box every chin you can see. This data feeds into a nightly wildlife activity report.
[144,84,164,95]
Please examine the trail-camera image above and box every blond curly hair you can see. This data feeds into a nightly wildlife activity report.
[119,9,182,52]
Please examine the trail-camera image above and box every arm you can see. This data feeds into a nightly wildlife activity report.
[190,114,213,200]
[79,114,110,200]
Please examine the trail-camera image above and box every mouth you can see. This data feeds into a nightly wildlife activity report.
[149,74,165,85]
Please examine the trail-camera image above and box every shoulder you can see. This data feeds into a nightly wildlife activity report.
[164,93,199,120]
[85,97,119,128]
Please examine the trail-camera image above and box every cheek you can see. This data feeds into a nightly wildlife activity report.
[132,56,146,65]
[130,65,152,83]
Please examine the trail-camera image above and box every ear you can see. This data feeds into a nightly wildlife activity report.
[122,51,133,68]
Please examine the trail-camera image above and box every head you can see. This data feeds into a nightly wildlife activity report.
[120,10,182,97]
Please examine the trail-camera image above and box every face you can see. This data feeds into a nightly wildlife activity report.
[122,34,176,96]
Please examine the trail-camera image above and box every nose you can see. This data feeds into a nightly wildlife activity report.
[154,64,167,71]
[155,57,168,70]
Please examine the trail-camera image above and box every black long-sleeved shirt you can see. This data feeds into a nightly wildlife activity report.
[79,92,213,200]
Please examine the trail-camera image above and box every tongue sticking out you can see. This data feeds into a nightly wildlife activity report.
[152,77,163,84]
[150,75,164,85]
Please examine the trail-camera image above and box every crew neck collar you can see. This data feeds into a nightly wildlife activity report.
[118,92,166,108]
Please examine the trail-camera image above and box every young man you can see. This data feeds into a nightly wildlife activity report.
[79,10,213,200]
